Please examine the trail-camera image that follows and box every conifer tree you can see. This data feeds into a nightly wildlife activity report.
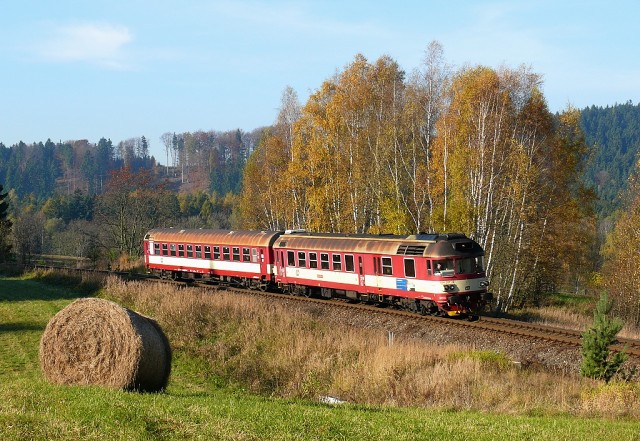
[580,293,627,382]
[0,184,11,261]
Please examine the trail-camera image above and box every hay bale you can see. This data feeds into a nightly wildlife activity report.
[39,297,171,392]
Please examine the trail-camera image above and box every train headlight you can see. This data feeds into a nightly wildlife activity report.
[480,280,490,287]
[442,284,456,292]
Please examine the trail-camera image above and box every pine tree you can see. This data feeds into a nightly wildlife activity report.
[0,184,11,261]
[580,293,627,382]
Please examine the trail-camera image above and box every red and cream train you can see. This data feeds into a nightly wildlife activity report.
[143,228,493,317]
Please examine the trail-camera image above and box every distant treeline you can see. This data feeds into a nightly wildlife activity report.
[0,128,264,201]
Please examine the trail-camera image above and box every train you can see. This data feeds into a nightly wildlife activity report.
[143,228,493,318]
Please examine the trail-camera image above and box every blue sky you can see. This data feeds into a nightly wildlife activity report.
[1,1,638,162]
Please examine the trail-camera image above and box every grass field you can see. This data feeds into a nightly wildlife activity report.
[1,272,640,440]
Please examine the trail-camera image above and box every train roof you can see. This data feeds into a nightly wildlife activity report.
[144,229,282,247]
[276,231,483,258]
[143,228,484,258]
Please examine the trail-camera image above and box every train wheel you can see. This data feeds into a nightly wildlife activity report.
[424,302,438,316]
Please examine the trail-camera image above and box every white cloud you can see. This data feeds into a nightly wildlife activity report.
[37,23,133,69]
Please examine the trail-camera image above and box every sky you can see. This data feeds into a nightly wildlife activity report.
[1,0,639,163]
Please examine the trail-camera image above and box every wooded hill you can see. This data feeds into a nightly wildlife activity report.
[581,101,640,218]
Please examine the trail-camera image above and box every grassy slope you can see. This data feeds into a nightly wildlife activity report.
[1,275,639,440]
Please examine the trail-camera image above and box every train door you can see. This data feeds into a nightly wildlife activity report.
[254,247,267,277]
[373,256,382,292]
[358,256,365,288]
[145,240,153,266]
[279,251,286,279]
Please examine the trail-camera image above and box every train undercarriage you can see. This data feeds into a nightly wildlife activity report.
[274,280,492,319]
[149,267,492,320]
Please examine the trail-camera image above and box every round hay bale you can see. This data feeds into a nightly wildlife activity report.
[39,297,171,392]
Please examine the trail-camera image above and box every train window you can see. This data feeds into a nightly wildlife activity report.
[332,254,342,271]
[252,248,258,262]
[154,243,160,255]
[476,257,484,272]
[287,250,295,266]
[434,259,454,276]
[427,260,432,275]
[381,257,393,275]
[457,258,468,274]
[178,244,184,257]
[170,244,177,256]
[456,256,484,274]
[242,248,250,262]
[223,246,230,260]
[232,247,240,261]
[320,253,330,270]
[214,246,220,260]
[195,245,202,258]
[162,243,168,256]
[345,255,354,272]
[186,245,193,258]
[404,259,416,278]
[298,251,306,268]
[309,252,318,269]
[204,246,211,259]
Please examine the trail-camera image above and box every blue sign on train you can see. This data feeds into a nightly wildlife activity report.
[396,278,407,291]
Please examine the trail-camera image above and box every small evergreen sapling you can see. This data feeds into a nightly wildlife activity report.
[580,293,627,382]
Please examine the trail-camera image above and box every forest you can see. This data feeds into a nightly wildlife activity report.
[0,43,638,324]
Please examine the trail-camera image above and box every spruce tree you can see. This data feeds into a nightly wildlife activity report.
[0,184,7,220]
[0,184,11,261]
[580,293,627,382]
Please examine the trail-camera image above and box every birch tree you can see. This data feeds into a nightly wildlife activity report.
[400,41,450,233]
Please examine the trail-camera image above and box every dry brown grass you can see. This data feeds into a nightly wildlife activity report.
[102,277,640,417]
[28,267,107,295]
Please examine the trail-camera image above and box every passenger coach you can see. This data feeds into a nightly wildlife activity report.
[143,228,280,291]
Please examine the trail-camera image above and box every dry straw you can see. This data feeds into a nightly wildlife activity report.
[39,297,171,392]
